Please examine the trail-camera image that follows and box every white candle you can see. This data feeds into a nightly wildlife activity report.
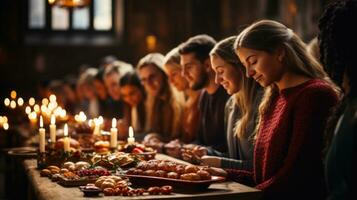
[63,124,70,152]
[49,115,56,143]
[39,116,46,153]
[110,118,118,148]
[127,126,135,145]
[93,118,101,136]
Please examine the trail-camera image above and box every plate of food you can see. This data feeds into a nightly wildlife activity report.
[125,160,226,191]
[125,174,225,191]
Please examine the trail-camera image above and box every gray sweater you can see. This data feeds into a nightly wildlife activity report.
[221,90,262,171]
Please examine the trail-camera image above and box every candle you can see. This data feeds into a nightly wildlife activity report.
[127,126,135,145]
[50,115,56,143]
[39,116,46,153]
[63,124,70,152]
[93,118,101,136]
[110,118,118,148]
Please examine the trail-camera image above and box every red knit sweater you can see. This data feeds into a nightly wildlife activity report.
[226,79,339,199]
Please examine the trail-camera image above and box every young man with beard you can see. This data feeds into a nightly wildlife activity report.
[178,35,229,162]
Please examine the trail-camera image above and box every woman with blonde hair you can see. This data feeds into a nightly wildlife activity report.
[163,47,201,143]
[137,53,184,145]
[231,20,340,199]
[200,36,262,170]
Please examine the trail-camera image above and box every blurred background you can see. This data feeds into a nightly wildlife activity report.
[0,0,335,98]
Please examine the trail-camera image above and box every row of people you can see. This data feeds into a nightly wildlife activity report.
[41,1,355,198]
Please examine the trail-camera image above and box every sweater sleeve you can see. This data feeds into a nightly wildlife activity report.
[221,157,253,171]
[224,169,255,186]
[256,86,338,194]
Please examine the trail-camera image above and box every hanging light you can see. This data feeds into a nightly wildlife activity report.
[48,0,91,8]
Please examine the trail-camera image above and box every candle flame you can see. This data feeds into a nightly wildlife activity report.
[64,124,68,137]
[51,115,56,125]
[129,126,134,138]
[40,116,43,127]
[112,118,117,128]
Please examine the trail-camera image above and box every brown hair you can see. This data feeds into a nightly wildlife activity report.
[234,20,340,138]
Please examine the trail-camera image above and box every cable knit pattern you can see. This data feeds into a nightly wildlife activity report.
[226,79,339,200]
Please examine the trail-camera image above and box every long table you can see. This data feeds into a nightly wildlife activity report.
[23,154,262,200]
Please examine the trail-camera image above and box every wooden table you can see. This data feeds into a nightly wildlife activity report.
[23,154,262,200]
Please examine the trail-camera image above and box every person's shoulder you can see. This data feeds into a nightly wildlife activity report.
[298,79,338,99]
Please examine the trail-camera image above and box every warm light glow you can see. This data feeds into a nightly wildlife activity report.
[41,105,47,113]
[49,94,57,102]
[146,35,157,51]
[51,115,56,125]
[17,98,24,106]
[129,126,134,138]
[75,111,87,122]
[98,116,104,124]
[3,123,9,130]
[48,0,56,4]
[60,109,66,118]
[4,98,10,106]
[0,116,3,124]
[29,97,35,106]
[25,106,31,114]
[40,116,43,128]
[88,119,93,127]
[112,118,117,128]
[34,104,40,113]
[10,90,17,99]
[42,98,49,106]
[63,124,68,137]
[3,116,8,123]
[10,100,16,109]
[29,112,37,120]
[48,102,58,111]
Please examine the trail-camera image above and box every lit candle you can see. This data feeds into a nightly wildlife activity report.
[50,115,56,143]
[93,118,101,136]
[63,124,70,152]
[39,116,46,153]
[110,118,118,148]
[127,126,135,145]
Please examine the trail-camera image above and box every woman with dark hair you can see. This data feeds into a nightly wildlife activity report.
[231,20,339,199]
[120,71,146,134]
[319,1,357,199]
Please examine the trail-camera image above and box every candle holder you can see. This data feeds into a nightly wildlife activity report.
[36,150,47,169]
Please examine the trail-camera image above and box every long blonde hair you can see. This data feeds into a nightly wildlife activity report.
[234,20,340,138]
[210,36,261,139]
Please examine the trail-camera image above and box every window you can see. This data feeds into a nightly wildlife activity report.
[28,0,118,32]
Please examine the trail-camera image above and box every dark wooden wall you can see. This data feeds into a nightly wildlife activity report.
[0,0,334,98]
